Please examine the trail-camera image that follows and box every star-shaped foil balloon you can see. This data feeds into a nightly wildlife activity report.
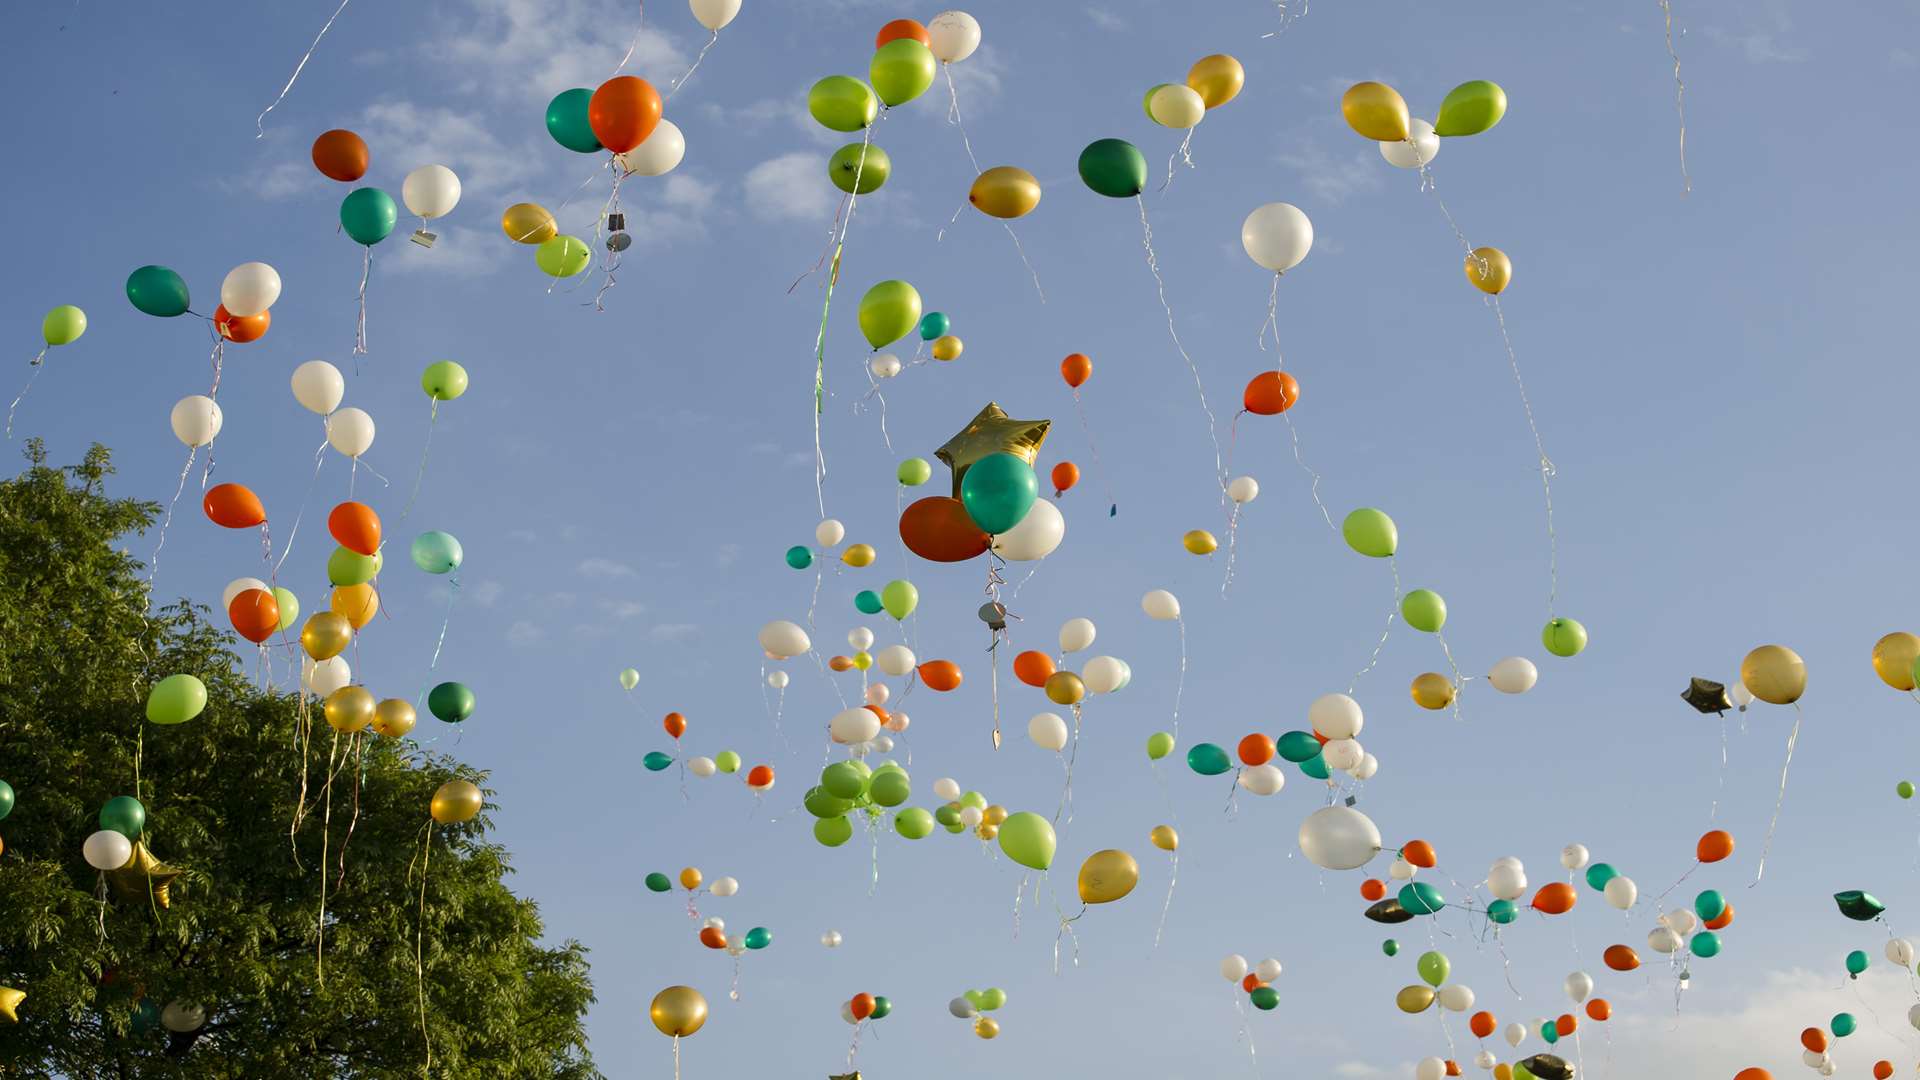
[0,986,22,1022]
[829,1073,863,1080]
[1680,677,1731,715]
[107,842,183,908]
[935,403,1049,498]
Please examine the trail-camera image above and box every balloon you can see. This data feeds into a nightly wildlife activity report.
[973,1016,999,1039]
[227,589,279,644]
[1221,954,1250,982]
[290,360,345,416]
[1228,476,1260,504]
[1077,849,1139,904]
[927,10,981,62]
[427,682,475,723]
[808,76,878,132]
[1541,618,1587,658]
[1604,876,1637,910]
[324,685,375,733]
[1241,203,1314,273]
[327,406,375,458]
[1836,890,1885,921]
[1690,930,1722,957]
[1887,938,1913,967]
[1532,882,1577,915]
[870,39,936,107]
[219,262,281,318]
[303,656,350,696]
[420,360,468,403]
[1694,889,1727,922]
[1401,590,1447,633]
[1871,632,1920,689]
[891,805,935,839]
[1341,508,1396,557]
[502,202,558,244]
[857,280,922,350]
[826,141,891,196]
[758,621,811,659]
[1039,670,1082,706]
[867,769,907,806]
[84,829,133,870]
[410,531,463,573]
[830,707,881,745]
[1705,901,1735,930]
[371,698,416,738]
[1275,731,1321,763]
[1439,985,1475,1013]
[202,484,265,529]
[649,986,708,1037]
[1342,81,1410,141]
[842,543,876,567]
[968,165,1042,219]
[1381,118,1441,168]
[1078,139,1148,198]
[212,304,269,343]
[312,128,369,180]
[1028,712,1069,752]
[1237,733,1275,767]
[919,660,963,692]
[1465,247,1512,295]
[1433,81,1509,137]
[126,265,191,318]
[536,235,592,277]
[1741,644,1806,704]
[545,88,603,152]
[1242,371,1300,416]
[1397,985,1436,1014]
[690,0,741,30]
[99,795,145,840]
[340,188,397,245]
[1832,1013,1857,1038]
[323,501,379,557]
[1400,881,1445,915]
[401,164,461,220]
[876,645,915,677]
[169,395,222,448]
[30,304,78,351]
[1149,824,1178,852]
[1418,950,1451,988]
[1582,863,1616,891]
[1309,693,1364,739]
[1250,986,1280,1011]
[1410,674,1455,710]
[1146,84,1206,129]
[1488,860,1528,901]
[1051,461,1080,496]
[300,612,352,661]
[1146,731,1175,760]
[1299,805,1381,870]
[618,120,687,177]
[588,76,662,154]
[897,458,933,487]
[1060,353,1093,390]
[959,452,1038,534]
[998,812,1054,870]
[1488,657,1538,693]
[991,498,1064,560]
[326,546,381,587]
[744,927,772,950]
[1847,949,1870,977]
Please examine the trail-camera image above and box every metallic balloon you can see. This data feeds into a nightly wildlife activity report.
[1464,247,1512,295]
[1680,677,1731,715]
[1044,671,1086,706]
[323,685,375,733]
[1366,898,1415,924]
[1395,984,1436,1014]
[649,985,709,1037]
[1741,644,1806,705]
[1341,81,1410,141]
[1185,54,1245,109]
[300,611,353,661]
[1409,673,1456,711]
[1076,848,1140,905]
[1150,824,1179,852]
[106,842,182,908]
[934,403,1050,498]
[0,987,20,1023]
[372,698,417,738]
[430,779,484,824]
[968,166,1041,219]
[1520,1054,1574,1080]
[1872,632,1920,690]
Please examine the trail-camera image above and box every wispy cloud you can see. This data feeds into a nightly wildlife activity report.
[506,619,545,645]
[743,152,839,222]
[430,0,687,101]
[648,622,699,642]
[469,579,505,607]
[355,100,545,200]
[1274,141,1383,205]
[1704,1,1806,63]
[578,557,638,579]
[1086,7,1127,31]
[713,543,742,569]
[385,225,512,278]
[599,598,647,619]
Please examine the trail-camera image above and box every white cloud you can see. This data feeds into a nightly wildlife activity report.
[599,598,647,619]
[468,579,505,607]
[648,622,699,642]
[431,0,687,101]
[506,619,544,645]
[578,557,637,579]
[1086,7,1127,31]
[239,160,321,202]
[713,543,741,569]
[355,100,544,201]
[1333,1064,1394,1079]
[384,225,512,279]
[743,152,839,222]
[1274,141,1384,205]
[1704,1,1806,63]
[1893,48,1917,69]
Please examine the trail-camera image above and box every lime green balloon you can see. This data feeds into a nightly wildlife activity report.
[829,142,891,195]
[869,770,911,807]
[808,76,878,132]
[1416,950,1450,988]
[897,457,932,486]
[715,750,741,773]
[959,790,987,810]
[870,39,935,107]
[814,814,854,847]
[978,988,1006,1011]
[805,785,854,818]
[42,305,86,347]
[822,761,870,800]
[1513,1065,1535,1080]
[1142,83,1173,120]
[997,811,1055,870]
[1341,508,1397,558]
[880,579,918,620]
[146,674,207,725]
[1542,617,1588,658]
[1433,80,1508,137]
[327,545,382,587]
[272,587,300,631]
[1077,138,1148,198]
[422,360,469,401]
[857,279,922,349]
[1401,589,1446,633]
[1900,780,1915,800]
[536,235,592,278]
[1145,731,1175,760]
[895,806,934,839]
[934,803,961,828]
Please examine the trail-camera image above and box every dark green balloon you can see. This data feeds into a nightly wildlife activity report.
[341,188,398,246]
[786,545,814,569]
[1397,881,1445,916]
[828,142,891,195]
[868,994,892,1019]
[1835,889,1885,921]
[918,312,949,341]
[645,871,672,892]
[1584,862,1616,891]
[943,820,966,833]
[0,778,13,821]
[1185,742,1231,776]
[99,795,145,839]
[546,88,602,153]
[1275,731,1321,763]
[805,785,854,818]
[131,999,161,1037]
[814,814,854,847]
[959,452,1038,535]
[869,770,911,807]
[1382,938,1399,956]
[744,926,772,950]
[1077,138,1148,198]
[643,751,674,772]
[1487,898,1518,924]
[427,681,475,723]
[126,265,191,318]
[854,590,884,615]
[1249,986,1279,1010]
[1298,753,1331,780]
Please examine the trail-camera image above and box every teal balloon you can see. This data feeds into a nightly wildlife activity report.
[897,457,932,486]
[958,452,1037,535]
[1275,730,1321,763]
[1185,742,1231,775]
[1077,138,1148,198]
[785,545,814,569]
[815,814,854,847]
[427,681,475,723]
[1584,862,1617,891]
[1694,889,1726,922]
[869,770,911,807]
[854,590,884,615]
[822,762,870,800]
[1432,80,1509,137]
[645,871,672,892]
[1382,939,1400,956]
[869,39,936,107]
[1416,950,1450,988]
[804,785,853,818]
[1298,753,1331,780]
[125,265,191,318]
[340,187,398,246]
[1487,899,1518,925]
[828,142,891,195]
[1690,930,1721,958]
[895,806,934,839]
[0,779,12,821]
[868,994,892,1019]
[1846,949,1869,977]
[918,312,949,341]
[744,926,772,950]
[99,795,145,839]
[1400,589,1446,633]
[1398,881,1445,916]
[131,999,160,1037]
[1835,890,1885,921]
[643,751,674,772]
[410,531,463,574]
[807,76,878,132]
[1832,1012,1857,1038]
[546,88,602,152]
[1540,1022,1559,1045]
[1249,986,1279,1010]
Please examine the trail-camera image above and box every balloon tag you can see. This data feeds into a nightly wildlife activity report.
[608,232,632,252]
[607,213,627,232]
[410,229,437,248]
[1344,795,1357,807]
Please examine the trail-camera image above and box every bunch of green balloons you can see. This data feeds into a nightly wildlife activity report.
[807,759,914,846]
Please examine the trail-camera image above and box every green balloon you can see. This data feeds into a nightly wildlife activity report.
[1432,80,1509,137]
[1186,742,1231,776]
[897,457,932,486]
[1249,985,1279,1010]
[814,814,854,847]
[0,779,13,821]
[714,750,741,774]
[1835,889,1885,921]
[1540,1022,1559,1045]
[1487,899,1517,924]
[1513,1066,1535,1080]
[805,785,854,818]
[918,312,949,341]
[959,790,986,810]
[894,806,934,839]
[868,994,892,1019]
[1276,731,1321,763]
[42,305,86,347]
[1584,863,1617,891]
[857,279,921,349]
[1690,930,1721,958]
[786,545,814,569]
[959,451,1038,535]
[1901,780,1916,800]
[421,361,469,401]
[1382,939,1399,956]
[1846,949,1869,976]
[643,751,673,772]
[546,88,602,152]
[1077,138,1148,198]
[427,681,475,723]
[828,142,891,195]
[870,39,935,106]
[854,590,884,615]
[869,770,911,807]
[1341,508,1398,558]
[934,804,962,828]
[1298,753,1331,780]
[146,674,207,725]
[1400,589,1446,633]
[328,545,382,587]
[978,988,1006,1011]
[822,762,870,800]
[100,795,145,839]
[963,989,984,1008]
[881,579,918,620]
[410,531,463,574]
[272,586,300,630]
[1416,950,1450,988]
[1398,881,1445,916]
[536,235,592,278]
[1694,888,1726,922]
[341,187,397,245]
[744,926,772,950]
[997,811,1056,870]
[126,265,190,318]
[1832,1012,1857,1038]
[644,871,673,892]
[1145,731,1175,760]
[808,76,878,132]
[1143,83,1172,119]
[1542,617,1588,657]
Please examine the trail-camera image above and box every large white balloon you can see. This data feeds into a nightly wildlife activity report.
[1563,971,1593,1004]
[1059,617,1096,653]
[1487,858,1528,901]
[1604,875,1637,910]
[1889,938,1916,967]
[1227,475,1259,504]
[1320,737,1363,772]
[1380,118,1442,169]
[220,261,282,317]
[617,120,687,176]
[1141,589,1181,621]
[1350,752,1379,780]
[875,644,915,676]
[170,396,223,447]
[689,0,741,30]
[1238,763,1285,796]
[83,829,133,870]
[1559,843,1589,870]
[290,360,346,415]
[327,406,375,458]
[1503,1022,1526,1048]
[933,777,960,801]
[870,353,902,379]
[1415,1057,1447,1080]
[710,876,738,896]
[1437,984,1475,1012]
[1220,954,1249,981]
[402,165,462,219]
[1027,712,1069,752]
[160,1001,206,1033]
[223,577,268,610]
[689,756,717,778]
[815,519,845,547]
[1297,805,1381,870]
[1253,957,1283,982]
[303,655,351,696]
[1082,655,1127,694]
[927,10,981,62]
[1147,84,1206,129]
[991,498,1065,561]
[1647,926,1683,954]
[829,708,880,744]
[1240,202,1314,273]
[758,620,811,659]
[1489,657,1539,694]
[1308,693,1363,739]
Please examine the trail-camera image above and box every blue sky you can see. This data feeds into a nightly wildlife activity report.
[11,0,1920,1076]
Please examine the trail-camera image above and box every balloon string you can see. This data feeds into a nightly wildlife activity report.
[1282,413,1335,534]
[1153,849,1178,948]
[608,0,645,77]
[667,29,719,101]
[810,244,843,519]
[1657,0,1692,195]
[868,813,881,895]
[1011,871,1027,940]
[353,246,371,357]
[148,446,197,584]
[335,732,367,889]
[315,727,340,986]
[1221,501,1244,597]
[1489,295,1558,616]
[401,399,438,521]
[1348,555,1401,693]
[1255,272,1281,354]
[407,820,433,1072]
[416,573,461,708]
[1709,711,1727,822]
[672,1034,681,1080]
[291,693,314,864]
[854,357,895,454]
[1173,616,1188,744]
[1750,700,1801,887]
[1001,223,1046,302]
[1136,194,1227,500]
[1434,630,1467,720]
[1054,703,1082,825]
[941,62,982,173]
[1260,0,1308,37]
[255,0,351,137]
[6,351,48,439]
[1069,388,1116,517]
[589,168,626,311]
[1231,991,1260,1075]
[1049,885,1082,975]
[1159,128,1196,193]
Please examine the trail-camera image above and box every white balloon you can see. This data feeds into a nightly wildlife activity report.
[1564,971,1592,1004]
[1240,202,1314,273]
[303,655,350,696]
[220,261,282,317]
[1730,680,1754,710]
[1909,1002,1920,1030]
[876,644,916,676]
[959,805,982,828]
[863,683,889,706]
[1027,712,1069,752]
[1083,655,1127,694]
[1147,84,1206,129]
[617,120,687,176]
[290,360,345,415]
[1227,476,1259,504]
[1438,983,1475,1012]
[841,1001,858,1024]
[1238,763,1285,796]
[815,519,845,547]
[1308,693,1363,739]
[872,734,894,753]
[1351,752,1379,780]
[848,627,875,651]
[933,777,960,801]
[1662,908,1698,935]
[402,164,462,219]
[1803,1050,1828,1069]
[1503,1022,1526,1048]
[991,498,1065,561]
[689,756,717,778]
[927,10,981,62]
[1379,118,1441,169]
[1487,860,1528,901]
[170,396,223,447]
[870,353,902,379]
[1388,858,1415,881]
[710,876,738,897]
[689,0,741,30]
[1819,1059,1836,1077]
[1141,589,1181,621]
[1474,1050,1497,1071]
[327,406,375,458]
[1297,805,1381,870]
[1646,926,1683,954]
[223,577,268,609]
[1220,954,1249,982]
[84,829,133,870]
[1321,737,1364,771]
[160,1001,206,1033]
[1604,875,1637,910]
[948,995,977,1018]
[704,916,726,931]
[821,929,843,948]
[1059,617,1096,653]
[1559,843,1589,870]
[1415,1057,1447,1080]
[830,708,881,745]
[1889,938,1915,967]
[767,670,789,689]
[885,711,909,733]
[758,620,811,659]
[1489,657,1539,694]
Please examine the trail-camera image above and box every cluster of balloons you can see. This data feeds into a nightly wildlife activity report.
[841,990,893,1025]
[806,757,915,846]
[646,866,737,901]
[1220,953,1284,1012]
[947,985,1007,1038]
[695,913,768,958]
[319,127,462,255]
[865,310,964,383]
[539,72,671,273]
[1015,620,1130,732]
[1145,54,1243,131]
[785,518,879,573]
[1340,79,1509,171]
[643,746,770,793]
[1193,692,1376,792]
[900,404,1063,561]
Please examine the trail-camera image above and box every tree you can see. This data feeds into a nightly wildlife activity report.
[0,443,598,1078]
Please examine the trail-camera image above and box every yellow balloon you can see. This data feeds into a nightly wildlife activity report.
[1395,984,1436,1014]
[430,779,484,824]
[1341,81,1411,142]
[323,685,375,733]
[852,650,873,671]
[983,804,1008,826]
[976,822,999,841]
[1741,644,1806,705]
[967,165,1042,220]
[842,543,876,568]
[501,202,557,245]
[331,582,379,629]
[932,335,964,362]
[300,611,353,661]
[1150,824,1179,852]
[1464,247,1512,295]
[372,697,417,738]
[1077,848,1140,904]
[1872,632,1920,690]
[1410,672,1456,711]
[0,986,20,1023]
[680,866,703,891]
[1183,529,1218,555]
[1186,54,1245,109]
[1494,1067,1513,1080]
[973,1015,1000,1039]
[650,985,709,1037]
[1044,670,1086,706]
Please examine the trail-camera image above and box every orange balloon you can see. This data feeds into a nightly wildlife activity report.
[214,304,269,343]
[1800,1027,1828,1054]
[1050,461,1080,496]
[746,764,774,788]
[1468,1011,1496,1039]
[588,75,662,154]
[1696,829,1734,863]
[1013,650,1056,687]
[1602,944,1640,972]
[1444,1063,1460,1078]
[1240,974,1265,993]
[1401,840,1437,869]
[699,927,727,949]
[1553,1014,1576,1037]
[1359,878,1387,902]
[1704,901,1734,930]
[1733,1071,1773,1080]
[1060,353,1092,388]
[900,496,991,562]
[203,483,266,528]
[875,18,930,47]
[663,711,687,738]
[1531,882,1577,915]
[829,655,854,672]
[311,128,369,181]
[1237,733,1275,766]
[327,500,381,556]
[1875,1061,1895,1080]
[918,660,962,692]
[1584,998,1610,1022]
[850,993,875,1020]
[1243,371,1299,415]
[863,704,890,728]
[228,588,280,644]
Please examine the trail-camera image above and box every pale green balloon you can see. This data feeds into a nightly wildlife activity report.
[1401,589,1446,633]
[1417,949,1450,988]
[978,987,1007,1011]
[870,39,935,107]
[1146,731,1175,760]
[880,579,918,620]
[857,280,922,349]
[536,235,592,277]
[272,587,300,631]
[897,457,932,486]
[146,674,208,725]
[996,811,1055,870]
[422,360,469,401]
[42,305,87,347]
[327,546,383,587]
[715,750,741,773]
[1341,507,1398,558]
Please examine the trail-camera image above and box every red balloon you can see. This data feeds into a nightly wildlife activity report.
[214,304,269,343]
[1243,371,1299,415]
[899,496,990,562]
[1060,353,1092,388]
[589,76,663,154]
[875,19,930,47]
[746,764,774,789]
[228,588,280,644]
[203,483,266,528]
[327,500,381,556]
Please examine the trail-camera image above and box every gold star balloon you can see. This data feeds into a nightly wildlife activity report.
[0,986,22,1022]
[934,402,1049,498]
[107,842,183,908]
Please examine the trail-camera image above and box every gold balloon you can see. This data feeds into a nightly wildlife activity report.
[1044,670,1086,706]
[1076,848,1141,905]
[1741,644,1806,705]
[1395,984,1436,1014]
[935,402,1051,498]
[1183,530,1218,555]
[331,582,380,629]
[0,986,21,1023]
[300,611,353,661]
[1186,53,1245,109]
[650,985,709,1037]
[968,165,1041,220]
[372,697,417,738]
[1410,672,1456,711]
[680,866,703,891]
[501,202,557,245]
[1149,824,1179,852]
[1873,632,1920,691]
[931,335,964,362]
[430,779,484,824]
[324,685,376,733]
[1494,1067,1513,1080]
[1341,81,1410,141]
[1464,247,1512,295]
[841,544,876,568]
[106,842,181,908]
[983,804,1008,826]
[972,1015,999,1039]
[976,822,999,840]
